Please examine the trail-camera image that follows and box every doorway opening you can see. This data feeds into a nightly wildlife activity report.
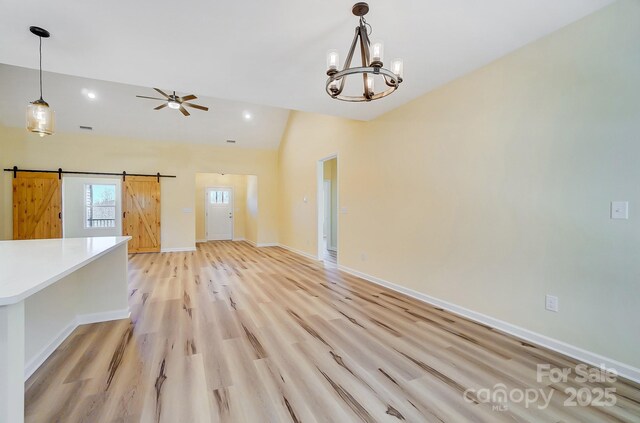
[195,173,259,245]
[317,155,338,265]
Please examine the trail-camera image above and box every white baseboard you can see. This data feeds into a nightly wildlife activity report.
[24,308,131,380]
[243,239,278,248]
[76,308,130,325]
[24,319,77,380]
[338,264,640,384]
[278,243,320,261]
[161,246,197,253]
[197,239,246,243]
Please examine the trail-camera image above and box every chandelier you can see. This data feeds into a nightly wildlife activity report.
[26,26,55,137]
[325,2,404,102]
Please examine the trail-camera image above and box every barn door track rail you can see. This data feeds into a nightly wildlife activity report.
[5,166,176,182]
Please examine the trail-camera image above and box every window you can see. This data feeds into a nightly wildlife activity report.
[209,190,230,205]
[85,184,116,228]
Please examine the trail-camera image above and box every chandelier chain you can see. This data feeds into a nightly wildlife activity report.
[360,16,373,37]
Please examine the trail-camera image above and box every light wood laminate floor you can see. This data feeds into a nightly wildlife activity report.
[25,241,640,422]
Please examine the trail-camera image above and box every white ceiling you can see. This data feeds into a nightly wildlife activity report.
[0,64,290,149]
[0,0,613,124]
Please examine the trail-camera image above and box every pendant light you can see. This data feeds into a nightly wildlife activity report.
[26,26,55,137]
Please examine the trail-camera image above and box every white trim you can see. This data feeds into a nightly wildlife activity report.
[327,247,337,252]
[24,319,76,380]
[197,239,247,243]
[244,239,278,248]
[76,308,130,325]
[337,264,640,384]
[278,243,321,261]
[317,154,339,261]
[24,308,131,380]
[160,247,197,253]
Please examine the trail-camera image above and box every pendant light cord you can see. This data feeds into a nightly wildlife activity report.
[38,36,43,100]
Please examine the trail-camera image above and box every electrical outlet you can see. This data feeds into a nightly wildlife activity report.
[611,201,629,219]
[545,295,559,312]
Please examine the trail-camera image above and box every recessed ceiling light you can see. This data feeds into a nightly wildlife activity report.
[87,92,96,99]
[243,111,252,121]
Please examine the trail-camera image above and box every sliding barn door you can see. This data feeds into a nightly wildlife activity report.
[13,172,62,240]
[122,176,161,253]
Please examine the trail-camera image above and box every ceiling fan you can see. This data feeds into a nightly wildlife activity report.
[136,88,209,116]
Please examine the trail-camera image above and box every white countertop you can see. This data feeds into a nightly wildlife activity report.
[0,236,131,305]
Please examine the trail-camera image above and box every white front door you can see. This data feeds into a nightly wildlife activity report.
[206,187,233,240]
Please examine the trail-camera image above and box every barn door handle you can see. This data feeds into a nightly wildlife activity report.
[58,212,61,219]
[123,211,126,218]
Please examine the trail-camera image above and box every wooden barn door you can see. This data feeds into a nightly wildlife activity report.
[122,176,161,253]
[13,172,62,239]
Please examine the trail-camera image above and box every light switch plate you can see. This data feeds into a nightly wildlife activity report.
[611,201,629,219]
[545,295,559,312]
[182,208,192,214]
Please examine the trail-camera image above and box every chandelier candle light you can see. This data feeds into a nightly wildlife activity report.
[26,26,55,137]
[326,2,403,102]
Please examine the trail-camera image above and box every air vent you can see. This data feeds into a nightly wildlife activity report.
[226,139,236,143]
[79,125,93,131]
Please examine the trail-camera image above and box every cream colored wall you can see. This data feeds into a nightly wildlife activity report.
[245,175,258,244]
[278,113,362,253]
[0,126,279,248]
[278,0,640,369]
[195,173,249,241]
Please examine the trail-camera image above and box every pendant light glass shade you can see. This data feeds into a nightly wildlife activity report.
[326,49,340,72]
[371,41,384,64]
[26,99,55,137]
[391,58,404,80]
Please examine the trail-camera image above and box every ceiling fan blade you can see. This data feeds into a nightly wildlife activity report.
[154,103,168,110]
[154,88,170,98]
[180,94,197,102]
[136,95,167,101]
[183,102,209,111]
[179,106,190,116]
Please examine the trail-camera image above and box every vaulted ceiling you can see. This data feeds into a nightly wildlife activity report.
[0,0,614,146]
[0,64,290,149]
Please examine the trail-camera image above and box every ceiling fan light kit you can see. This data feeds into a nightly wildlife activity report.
[26,26,55,137]
[325,2,404,102]
[136,88,209,116]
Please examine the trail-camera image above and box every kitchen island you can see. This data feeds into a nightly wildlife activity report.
[0,236,131,423]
